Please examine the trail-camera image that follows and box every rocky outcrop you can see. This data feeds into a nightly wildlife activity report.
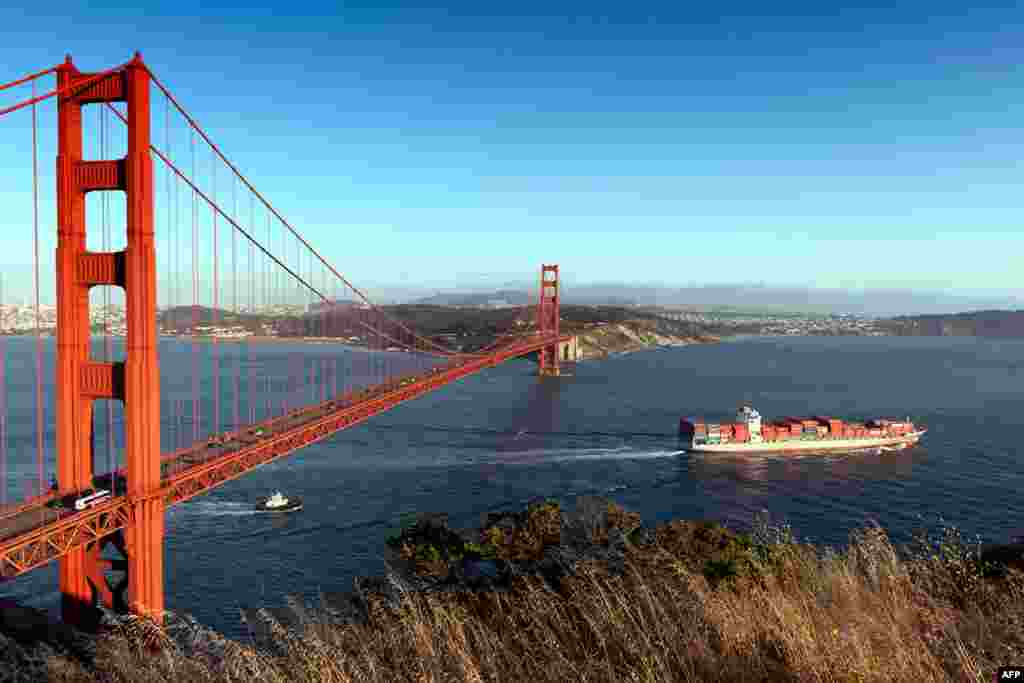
[314,497,648,619]
[574,322,718,359]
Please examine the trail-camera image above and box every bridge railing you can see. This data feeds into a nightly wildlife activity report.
[0,491,59,522]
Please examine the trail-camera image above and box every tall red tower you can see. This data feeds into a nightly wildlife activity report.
[55,53,163,626]
[538,264,560,376]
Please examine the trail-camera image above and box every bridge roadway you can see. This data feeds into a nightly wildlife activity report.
[0,335,569,580]
[0,389,375,544]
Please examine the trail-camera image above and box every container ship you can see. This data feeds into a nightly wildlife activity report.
[679,406,926,453]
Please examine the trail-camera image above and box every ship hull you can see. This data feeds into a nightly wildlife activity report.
[688,430,926,454]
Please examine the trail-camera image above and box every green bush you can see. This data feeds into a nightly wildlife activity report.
[415,544,441,562]
[463,542,498,560]
[703,557,742,585]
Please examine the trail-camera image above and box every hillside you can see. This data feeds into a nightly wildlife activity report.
[878,309,1024,337]
[411,290,532,307]
[403,305,721,355]
[153,304,724,355]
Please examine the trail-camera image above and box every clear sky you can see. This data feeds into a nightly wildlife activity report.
[1,1,1022,304]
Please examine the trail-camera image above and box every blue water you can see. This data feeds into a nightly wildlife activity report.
[2,335,1022,638]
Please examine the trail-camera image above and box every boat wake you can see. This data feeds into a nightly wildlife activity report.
[175,500,259,518]
[483,445,682,464]
[551,447,684,462]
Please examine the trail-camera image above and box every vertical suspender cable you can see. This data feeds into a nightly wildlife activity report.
[294,237,301,410]
[165,92,172,461]
[321,263,326,403]
[191,126,199,443]
[265,212,271,419]
[249,195,255,423]
[173,105,180,315]
[212,147,219,438]
[232,175,239,432]
[309,250,314,405]
[31,78,44,500]
[309,251,313,404]
[317,256,321,403]
[336,277,342,397]
[0,274,6,506]
[102,100,115,494]
[173,104,181,453]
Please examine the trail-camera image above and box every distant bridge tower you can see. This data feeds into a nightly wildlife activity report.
[55,53,163,627]
[538,264,560,376]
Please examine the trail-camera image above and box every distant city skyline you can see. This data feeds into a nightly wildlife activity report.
[2,2,1023,305]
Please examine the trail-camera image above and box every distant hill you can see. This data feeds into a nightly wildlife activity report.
[403,283,1020,315]
[159,306,240,326]
[879,310,1024,337]
[571,284,1023,316]
[411,289,638,307]
[411,290,532,306]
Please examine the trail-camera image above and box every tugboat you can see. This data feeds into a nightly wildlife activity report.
[255,491,303,513]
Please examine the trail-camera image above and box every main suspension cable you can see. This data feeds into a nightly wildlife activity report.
[0,62,129,118]
[140,66,455,356]
[0,64,57,92]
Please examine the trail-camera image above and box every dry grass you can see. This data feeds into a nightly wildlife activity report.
[28,503,1024,683]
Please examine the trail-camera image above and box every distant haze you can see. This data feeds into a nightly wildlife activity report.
[362,282,1024,317]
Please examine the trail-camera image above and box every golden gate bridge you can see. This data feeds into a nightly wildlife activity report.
[0,53,568,627]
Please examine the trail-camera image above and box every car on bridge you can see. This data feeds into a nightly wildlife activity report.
[46,488,112,513]
[73,489,111,511]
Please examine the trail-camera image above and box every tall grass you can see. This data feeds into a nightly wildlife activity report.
[20,501,1024,682]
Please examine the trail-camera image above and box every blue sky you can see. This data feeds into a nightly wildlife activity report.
[1,1,1023,303]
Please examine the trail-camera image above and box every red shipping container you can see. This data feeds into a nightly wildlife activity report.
[734,425,749,440]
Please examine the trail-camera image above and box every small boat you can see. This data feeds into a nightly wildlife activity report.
[255,491,303,513]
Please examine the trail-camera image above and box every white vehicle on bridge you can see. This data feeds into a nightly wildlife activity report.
[74,489,111,511]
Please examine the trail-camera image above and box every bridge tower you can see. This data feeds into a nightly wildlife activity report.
[538,264,560,376]
[55,53,163,626]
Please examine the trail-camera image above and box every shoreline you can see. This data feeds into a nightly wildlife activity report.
[0,331,727,357]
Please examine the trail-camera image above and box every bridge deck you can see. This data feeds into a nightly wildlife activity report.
[0,335,569,580]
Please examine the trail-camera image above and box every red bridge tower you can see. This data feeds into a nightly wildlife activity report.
[538,264,560,376]
[55,53,163,626]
